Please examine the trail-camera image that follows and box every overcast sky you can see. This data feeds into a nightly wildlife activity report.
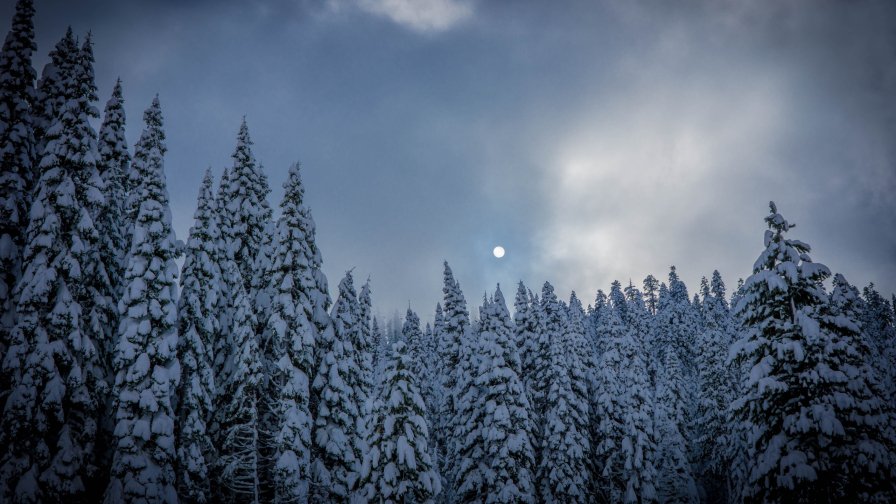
[11,0,896,319]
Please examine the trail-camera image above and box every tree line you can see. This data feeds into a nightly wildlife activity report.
[1,1,895,502]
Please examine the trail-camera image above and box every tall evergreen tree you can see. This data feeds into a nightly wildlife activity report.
[311,272,362,501]
[474,286,536,503]
[216,119,272,294]
[0,0,37,372]
[654,349,698,504]
[357,280,375,413]
[258,164,322,503]
[33,28,76,154]
[95,78,129,373]
[0,28,110,502]
[214,257,263,504]
[693,270,735,502]
[105,97,180,504]
[730,202,896,502]
[358,341,441,503]
[593,305,657,504]
[438,262,473,501]
[860,283,896,400]
[537,283,590,503]
[175,170,221,504]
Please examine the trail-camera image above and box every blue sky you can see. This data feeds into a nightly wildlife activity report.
[12,0,896,317]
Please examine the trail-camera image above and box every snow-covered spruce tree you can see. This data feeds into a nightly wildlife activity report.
[513,282,538,405]
[590,289,609,357]
[0,0,37,370]
[371,317,387,385]
[654,348,698,504]
[0,29,110,502]
[730,202,896,503]
[358,341,441,503]
[175,169,222,504]
[693,270,735,502]
[311,272,362,501]
[473,286,536,503]
[214,257,263,504]
[643,275,660,316]
[357,280,375,412]
[860,283,896,399]
[449,321,484,502]
[73,33,119,391]
[564,292,593,494]
[257,163,324,503]
[438,262,473,501]
[402,308,430,416]
[95,78,129,300]
[653,407,697,504]
[593,303,657,504]
[654,267,698,368]
[823,274,896,500]
[33,27,77,154]
[216,118,272,295]
[537,282,590,503]
[104,97,180,504]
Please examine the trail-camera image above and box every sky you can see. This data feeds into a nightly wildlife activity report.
[9,0,896,320]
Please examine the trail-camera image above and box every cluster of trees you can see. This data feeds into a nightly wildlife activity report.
[1,1,895,502]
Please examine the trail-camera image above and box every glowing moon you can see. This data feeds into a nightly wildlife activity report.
[493,246,505,258]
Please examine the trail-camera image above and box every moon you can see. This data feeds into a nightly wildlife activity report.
[493,246,505,258]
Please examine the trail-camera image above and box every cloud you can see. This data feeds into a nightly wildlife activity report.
[353,0,473,33]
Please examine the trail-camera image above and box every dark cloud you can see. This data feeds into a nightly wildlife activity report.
[6,0,894,317]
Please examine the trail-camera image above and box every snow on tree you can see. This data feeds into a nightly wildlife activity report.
[95,78,129,296]
[536,282,590,503]
[654,266,699,368]
[823,274,896,500]
[104,97,180,504]
[654,349,698,504]
[693,270,736,502]
[564,292,593,492]
[437,262,474,500]
[0,0,37,374]
[357,279,375,412]
[860,283,896,400]
[730,202,896,502]
[72,33,119,392]
[213,256,263,504]
[513,282,539,407]
[653,406,698,504]
[93,78,130,392]
[589,289,609,357]
[256,163,325,503]
[311,271,362,501]
[358,341,441,503]
[0,29,110,502]
[449,321,483,502]
[216,118,272,295]
[593,303,658,504]
[643,275,660,315]
[33,27,77,154]
[472,285,536,503]
[402,307,431,418]
[371,317,387,385]
[175,169,221,504]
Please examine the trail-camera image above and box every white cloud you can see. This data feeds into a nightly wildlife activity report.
[355,0,473,33]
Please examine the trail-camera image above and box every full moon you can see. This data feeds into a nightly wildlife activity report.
[493,246,505,258]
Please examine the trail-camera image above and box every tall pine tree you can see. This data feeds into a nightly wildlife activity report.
[0,27,110,502]
[105,97,180,504]
[730,202,896,502]
[0,0,37,372]
[358,341,441,503]
[175,170,221,504]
